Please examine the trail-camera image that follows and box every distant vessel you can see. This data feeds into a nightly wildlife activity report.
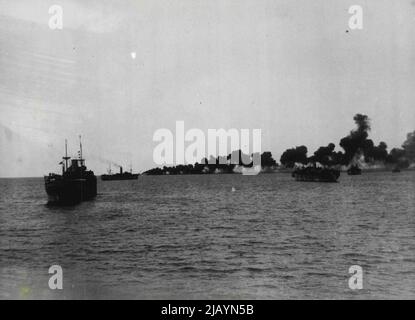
[347,165,362,175]
[392,166,401,173]
[101,165,139,181]
[44,138,97,204]
[292,166,340,182]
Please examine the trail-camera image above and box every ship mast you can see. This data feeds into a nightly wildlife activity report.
[79,135,83,160]
[62,139,70,173]
[78,135,85,167]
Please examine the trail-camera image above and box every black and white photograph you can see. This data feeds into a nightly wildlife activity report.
[1,0,415,304]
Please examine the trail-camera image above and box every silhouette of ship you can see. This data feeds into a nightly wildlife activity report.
[392,166,401,173]
[44,138,97,204]
[101,164,139,181]
[347,165,362,175]
[292,166,340,182]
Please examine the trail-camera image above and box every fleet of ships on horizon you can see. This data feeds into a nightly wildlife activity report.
[44,138,402,205]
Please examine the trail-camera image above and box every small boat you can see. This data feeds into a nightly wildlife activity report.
[392,167,401,173]
[347,165,362,175]
[44,138,97,204]
[292,166,340,182]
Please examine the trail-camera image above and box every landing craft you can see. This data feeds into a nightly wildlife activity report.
[392,166,401,173]
[292,165,340,182]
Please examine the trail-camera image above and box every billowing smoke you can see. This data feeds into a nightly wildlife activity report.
[261,152,277,167]
[309,143,344,166]
[144,113,415,174]
[280,114,394,169]
[280,146,308,168]
[402,130,415,161]
[386,148,409,168]
[280,114,372,168]
[385,131,415,169]
[339,114,371,165]
[144,149,277,175]
[363,141,388,163]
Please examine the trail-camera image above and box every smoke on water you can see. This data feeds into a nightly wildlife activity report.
[339,114,371,165]
[402,131,415,161]
[143,113,414,173]
[280,113,414,169]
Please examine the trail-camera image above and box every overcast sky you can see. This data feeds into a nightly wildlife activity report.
[1,0,415,177]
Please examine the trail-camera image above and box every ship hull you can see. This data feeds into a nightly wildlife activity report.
[292,168,340,183]
[45,176,97,204]
[101,174,139,181]
[293,175,339,182]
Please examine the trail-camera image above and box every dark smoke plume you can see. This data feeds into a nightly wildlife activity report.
[280,146,308,168]
[309,143,344,166]
[281,114,391,168]
[363,141,388,163]
[402,130,415,161]
[384,131,415,168]
[386,148,409,168]
[144,150,277,175]
[339,114,371,165]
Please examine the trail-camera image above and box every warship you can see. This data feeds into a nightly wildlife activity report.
[347,164,362,175]
[101,164,139,181]
[44,138,97,204]
[292,166,340,182]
